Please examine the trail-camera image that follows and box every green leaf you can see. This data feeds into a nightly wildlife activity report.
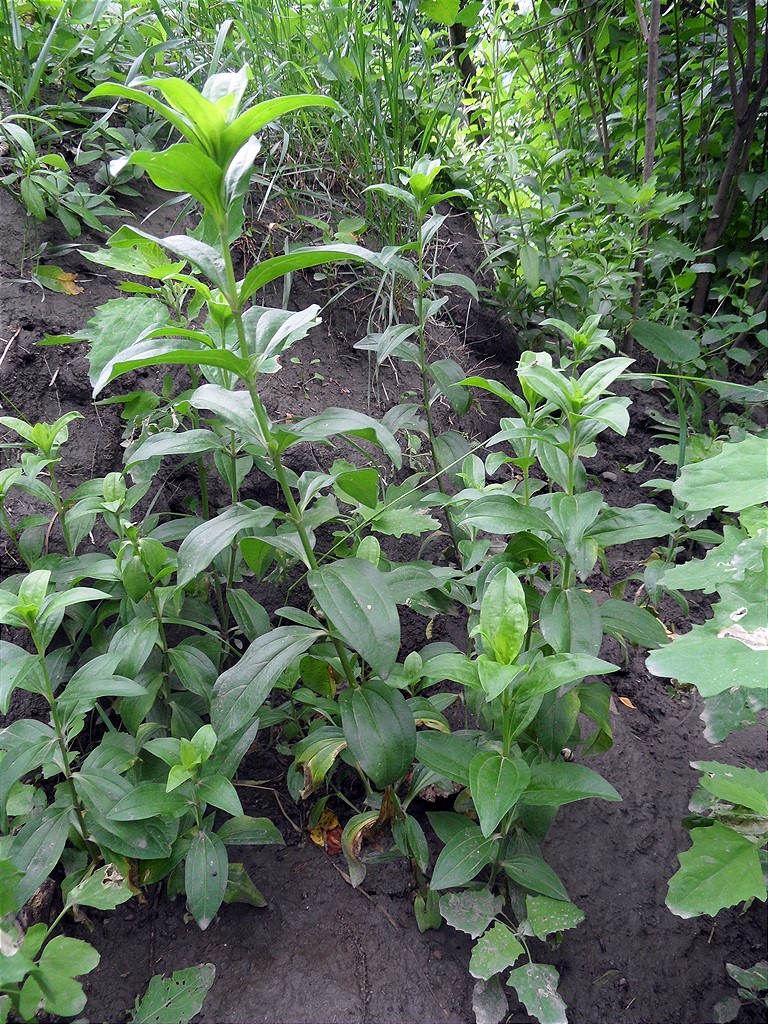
[504,855,569,901]
[340,679,416,788]
[588,505,678,546]
[130,963,216,1024]
[177,504,276,587]
[666,822,766,918]
[469,922,524,981]
[600,599,669,649]
[66,864,135,911]
[439,889,504,939]
[539,587,603,656]
[692,762,768,815]
[240,243,395,304]
[129,145,224,211]
[223,862,267,908]
[470,751,531,837]
[673,435,768,513]
[185,829,228,930]
[519,243,541,292]
[11,806,71,905]
[430,823,499,890]
[309,558,400,678]
[212,626,322,741]
[507,963,567,1024]
[512,654,618,704]
[127,429,222,465]
[479,568,527,664]
[526,895,585,938]
[217,816,283,846]
[370,507,441,538]
[455,494,554,536]
[631,320,700,363]
[472,976,508,1024]
[35,935,100,1016]
[288,408,401,469]
[520,762,621,807]
[335,468,379,508]
[108,783,190,821]
[416,731,478,786]
[196,776,243,817]
[647,578,768,697]
[80,297,166,389]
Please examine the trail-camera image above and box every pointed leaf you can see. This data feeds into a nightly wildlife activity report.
[340,679,416,788]
[185,830,228,930]
[470,752,531,837]
[430,823,499,890]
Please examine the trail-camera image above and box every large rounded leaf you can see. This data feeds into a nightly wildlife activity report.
[339,680,416,788]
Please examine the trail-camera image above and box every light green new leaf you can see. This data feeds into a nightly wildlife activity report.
[666,822,766,918]
[130,963,216,1024]
[340,679,416,788]
[479,568,527,664]
[508,963,567,1024]
[673,434,768,513]
[309,558,400,678]
[470,751,531,837]
[185,829,228,930]
[439,889,504,939]
[430,823,499,890]
[526,895,585,938]
[469,922,524,981]
[692,762,768,816]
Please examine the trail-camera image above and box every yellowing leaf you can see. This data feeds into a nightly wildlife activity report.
[34,265,83,295]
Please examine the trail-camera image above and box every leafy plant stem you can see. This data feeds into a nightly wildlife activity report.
[33,638,101,863]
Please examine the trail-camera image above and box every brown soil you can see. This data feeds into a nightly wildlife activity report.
[0,177,765,1024]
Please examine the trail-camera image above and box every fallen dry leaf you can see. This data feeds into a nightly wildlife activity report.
[618,696,637,709]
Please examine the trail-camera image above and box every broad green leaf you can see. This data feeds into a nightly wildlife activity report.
[507,963,567,1024]
[469,922,524,980]
[519,243,540,292]
[196,776,243,817]
[335,468,379,508]
[512,654,618,704]
[185,829,228,930]
[212,626,322,740]
[477,656,519,700]
[439,889,504,939]
[370,507,441,538]
[647,578,768,697]
[58,654,144,707]
[240,244,398,304]
[539,587,603,656]
[288,408,401,469]
[430,823,499,890]
[340,679,416,788]
[127,429,222,466]
[520,762,621,806]
[455,494,554,536]
[673,434,768,513]
[11,806,71,905]
[631,320,700,363]
[469,751,531,837]
[504,855,569,901]
[692,762,768,815]
[216,816,283,846]
[666,822,766,918]
[661,527,766,594]
[34,936,100,1016]
[526,895,585,938]
[188,384,264,444]
[472,976,508,1024]
[129,145,223,211]
[224,862,267,908]
[416,730,478,786]
[130,963,216,1024]
[78,297,166,388]
[479,568,527,664]
[588,505,678,546]
[600,599,669,649]
[66,864,135,911]
[177,504,277,587]
[108,783,190,821]
[308,558,400,678]
[701,689,758,744]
